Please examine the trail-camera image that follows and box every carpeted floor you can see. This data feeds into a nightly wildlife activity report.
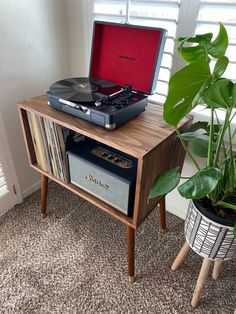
[0,181,235,314]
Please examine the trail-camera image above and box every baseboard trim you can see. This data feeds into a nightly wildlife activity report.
[22,180,41,199]
[0,181,41,217]
[166,203,186,220]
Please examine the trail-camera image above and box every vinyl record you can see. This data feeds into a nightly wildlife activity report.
[49,77,122,103]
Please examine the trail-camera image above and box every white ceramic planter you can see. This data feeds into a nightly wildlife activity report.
[185,200,236,261]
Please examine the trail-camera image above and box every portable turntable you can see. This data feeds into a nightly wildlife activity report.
[47,21,166,129]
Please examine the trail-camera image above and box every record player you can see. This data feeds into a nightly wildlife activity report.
[47,21,166,129]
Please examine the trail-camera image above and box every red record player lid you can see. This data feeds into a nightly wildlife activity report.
[89,21,166,95]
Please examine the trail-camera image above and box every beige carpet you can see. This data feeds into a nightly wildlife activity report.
[0,181,235,314]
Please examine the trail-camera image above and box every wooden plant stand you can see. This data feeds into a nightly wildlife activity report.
[171,241,223,308]
[18,95,192,282]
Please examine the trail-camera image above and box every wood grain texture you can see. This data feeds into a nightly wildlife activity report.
[18,94,193,228]
[212,260,222,280]
[191,258,212,308]
[171,241,190,271]
[18,108,37,165]
[127,225,135,280]
[159,197,166,232]
[31,164,134,228]
[17,95,191,158]
[133,120,192,226]
[40,174,48,218]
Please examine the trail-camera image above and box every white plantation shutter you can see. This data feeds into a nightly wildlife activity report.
[93,0,236,103]
[195,0,236,82]
[128,0,181,104]
[0,150,18,214]
[0,163,8,197]
[94,0,127,22]
[0,115,21,214]
[94,0,181,104]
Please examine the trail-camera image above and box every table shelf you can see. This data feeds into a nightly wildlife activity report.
[18,94,192,281]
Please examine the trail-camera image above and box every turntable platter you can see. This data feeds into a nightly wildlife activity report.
[49,77,122,103]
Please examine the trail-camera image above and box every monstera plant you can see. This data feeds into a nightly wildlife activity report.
[150,23,236,260]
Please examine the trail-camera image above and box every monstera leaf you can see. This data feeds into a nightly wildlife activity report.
[231,83,236,107]
[177,130,206,141]
[178,167,221,199]
[163,24,229,127]
[204,78,234,109]
[186,121,209,133]
[208,23,228,58]
[178,33,213,64]
[191,135,217,158]
[178,23,228,64]
[213,56,229,79]
[163,61,212,127]
[149,167,180,199]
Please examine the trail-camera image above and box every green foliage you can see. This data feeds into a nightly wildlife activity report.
[149,23,236,236]
[149,167,180,199]
[213,56,229,79]
[177,131,205,141]
[178,167,221,199]
[163,61,211,127]
[191,135,217,158]
[208,23,228,58]
[204,79,234,109]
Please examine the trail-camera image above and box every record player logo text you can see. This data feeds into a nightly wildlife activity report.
[117,54,135,62]
[85,174,109,190]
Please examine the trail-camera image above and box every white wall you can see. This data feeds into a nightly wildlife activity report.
[0,0,204,221]
[0,0,70,195]
[65,0,94,77]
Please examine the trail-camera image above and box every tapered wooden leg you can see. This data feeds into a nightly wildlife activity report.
[40,174,48,218]
[171,241,190,271]
[159,197,167,233]
[191,258,212,308]
[212,260,222,280]
[127,225,135,283]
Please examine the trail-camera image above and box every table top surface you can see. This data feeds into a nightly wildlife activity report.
[18,95,191,158]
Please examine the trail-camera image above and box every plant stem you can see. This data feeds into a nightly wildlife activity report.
[230,110,236,124]
[214,109,231,167]
[228,121,236,188]
[225,111,236,150]
[216,200,236,212]
[225,126,236,157]
[215,110,227,157]
[175,127,201,170]
[207,107,214,167]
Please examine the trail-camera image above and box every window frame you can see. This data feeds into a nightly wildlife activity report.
[92,0,204,103]
[91,0,236,131]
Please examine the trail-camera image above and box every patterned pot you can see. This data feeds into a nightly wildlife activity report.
[185,200,236,261]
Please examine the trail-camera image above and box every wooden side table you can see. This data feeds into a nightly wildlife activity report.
[18,95,192,282]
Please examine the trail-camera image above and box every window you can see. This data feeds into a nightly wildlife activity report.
[195,0,236,82]
[94,0,181,104]
[93,0,236,104]
[0,162,8,198]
